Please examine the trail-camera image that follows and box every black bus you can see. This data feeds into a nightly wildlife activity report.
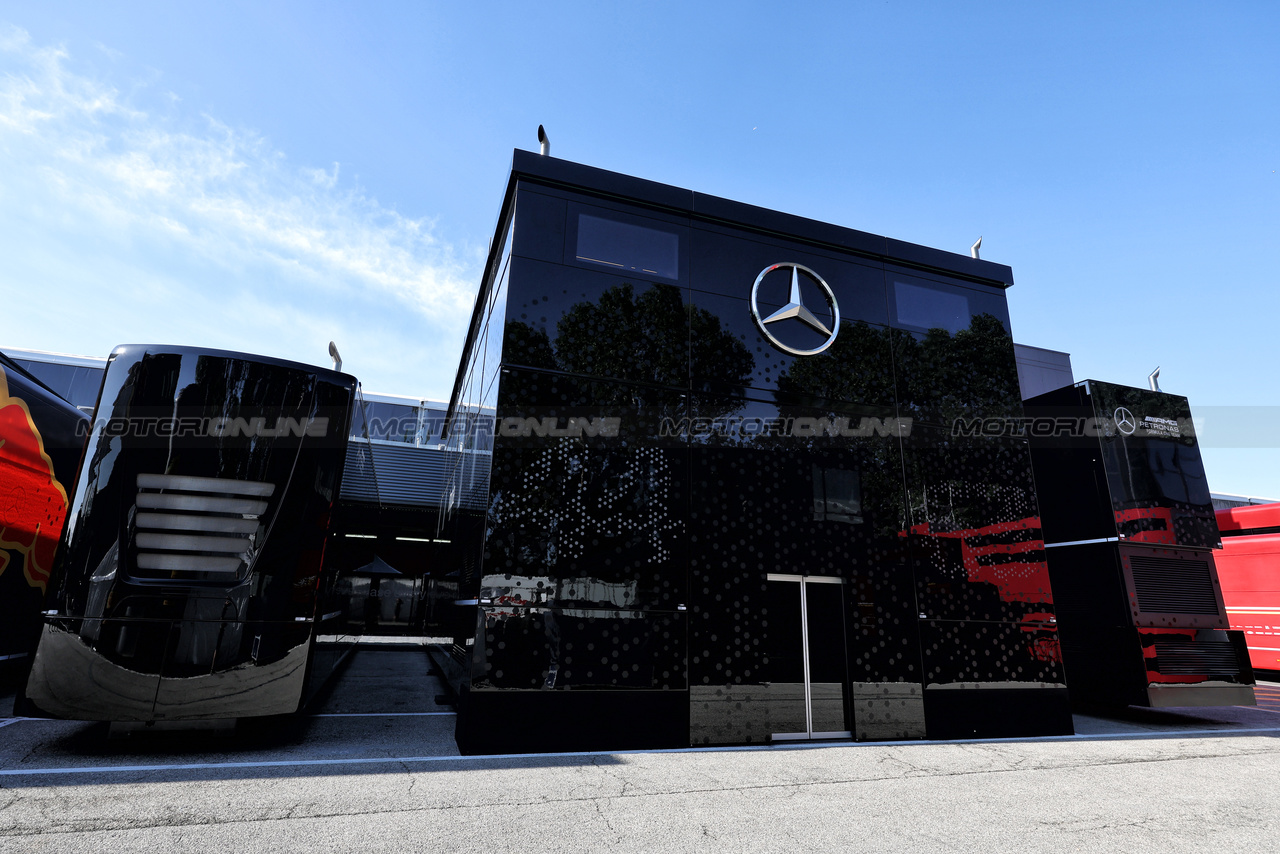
[18,345,359,722]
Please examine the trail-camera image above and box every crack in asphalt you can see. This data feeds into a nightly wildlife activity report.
[591,754,638,798]
[591,794,623,845]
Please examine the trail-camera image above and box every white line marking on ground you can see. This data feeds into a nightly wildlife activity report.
[2,725,1279,777]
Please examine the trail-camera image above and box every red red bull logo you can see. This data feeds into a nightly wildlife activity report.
[0,367,71,592]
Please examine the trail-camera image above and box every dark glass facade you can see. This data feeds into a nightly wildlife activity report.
[443,151,1072,753]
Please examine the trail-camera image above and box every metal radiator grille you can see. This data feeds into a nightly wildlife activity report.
[1129,555,1219,615]
[1152,641,1240,675]
[134,473,275,577]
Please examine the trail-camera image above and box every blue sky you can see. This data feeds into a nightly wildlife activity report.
[1,2,1277,495]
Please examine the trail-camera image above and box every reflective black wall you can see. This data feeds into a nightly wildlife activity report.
[445,153,1072,753]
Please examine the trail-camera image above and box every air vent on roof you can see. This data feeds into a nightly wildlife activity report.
[133,473,275,577]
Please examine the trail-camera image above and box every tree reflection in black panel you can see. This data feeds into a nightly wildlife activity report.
[501,281,753,397]
[893,313,1022,426]
[501,321,558,372]
[775,320,896,412]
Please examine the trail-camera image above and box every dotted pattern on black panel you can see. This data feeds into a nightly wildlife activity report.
[473,607,686,691]
[484,443,686,611]
[904,433,1055,626]
[920,619,1064,686]
[849,567,925,684]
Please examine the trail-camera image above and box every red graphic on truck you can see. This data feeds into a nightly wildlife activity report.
[0,367,71,592]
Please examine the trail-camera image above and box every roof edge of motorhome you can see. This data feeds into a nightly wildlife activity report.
[445,147,1016,436]
[509,148,1015,288]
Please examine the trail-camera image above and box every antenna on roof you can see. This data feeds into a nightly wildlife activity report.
[538,125,550,156]
[970,236,983,260]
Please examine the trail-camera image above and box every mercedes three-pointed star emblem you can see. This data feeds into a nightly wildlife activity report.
[1114,407,1137,436]
[750,263,840,356]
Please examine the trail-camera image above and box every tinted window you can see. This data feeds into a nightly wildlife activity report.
[576,213,679,280]
[893,280,970,334]
[813,464,862,524]
[67,366,105,411]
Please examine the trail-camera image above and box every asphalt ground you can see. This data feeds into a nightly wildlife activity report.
[1,647,1278,853]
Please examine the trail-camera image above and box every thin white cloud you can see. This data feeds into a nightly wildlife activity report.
[0,24,476,329]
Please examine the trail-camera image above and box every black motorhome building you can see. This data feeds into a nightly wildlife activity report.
[442,150,1073,754]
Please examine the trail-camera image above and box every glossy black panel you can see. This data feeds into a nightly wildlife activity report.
[456,686,689,754]
[901,426,1053,624]
[471,607,685,691]
[806,581,850,733]
[761,579,807,735]
[766,581,805,681]
[690,288,896,404]
[891,321,1022,428]
[689,394,911,572]
[847,565,925,685]
[919,618,1065,688]
[494,366,690,443]
[689,224,889,316]
[512,187,566,265]
[482,445,688,610]
[1086,382,1218,549]
[1022,385,1117,545]
[886,268,1011,335]
[503,256,694,388]
[485,369,689,611]
[1026,381,1219,552]
[922,686,1072,740]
